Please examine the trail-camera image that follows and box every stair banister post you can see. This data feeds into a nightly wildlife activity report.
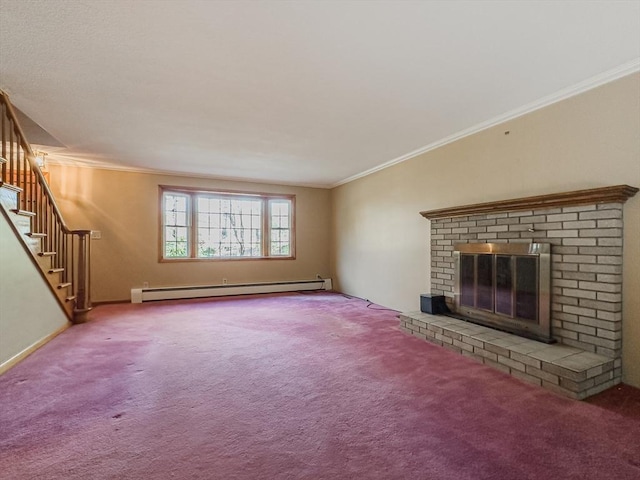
[73,230,92,322]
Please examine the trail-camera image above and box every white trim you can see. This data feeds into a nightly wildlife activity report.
[0,323,70,375]
[130,278,332,303]
[331,59,640,188]
[45,158,331,190]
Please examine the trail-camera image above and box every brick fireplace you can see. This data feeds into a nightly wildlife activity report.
[400,185,638,399]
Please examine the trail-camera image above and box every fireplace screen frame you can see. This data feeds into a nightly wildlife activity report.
[453,243,552,342]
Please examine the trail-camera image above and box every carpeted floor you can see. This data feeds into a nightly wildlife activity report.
[1,292,639,479]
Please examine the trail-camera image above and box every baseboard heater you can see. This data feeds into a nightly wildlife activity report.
[131,278,332,303]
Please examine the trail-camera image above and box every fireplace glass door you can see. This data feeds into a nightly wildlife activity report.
[454,243,551,342]
[459,254,538,321]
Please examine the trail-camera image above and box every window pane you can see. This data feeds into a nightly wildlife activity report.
[163,193,190,257]
[197,212,209,227]
[195,196,263,258]
[175,227,188,242]
[272,202,289,216]
[269,199,292,257]
[163,189,292,260]
[175,197,187,211]
[166,194,187,213]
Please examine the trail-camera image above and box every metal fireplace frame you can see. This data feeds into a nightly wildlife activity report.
[453,243,552,343]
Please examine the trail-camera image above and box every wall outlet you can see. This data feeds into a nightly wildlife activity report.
[222,278,228,285]
[90,230,102,240]
[142,282,149,289]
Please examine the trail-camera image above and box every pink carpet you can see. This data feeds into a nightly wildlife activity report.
[1,292,639,479]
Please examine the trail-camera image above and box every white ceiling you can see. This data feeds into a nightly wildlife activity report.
[1,1,639,188]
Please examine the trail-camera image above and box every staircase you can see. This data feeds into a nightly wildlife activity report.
[0,90,91,322]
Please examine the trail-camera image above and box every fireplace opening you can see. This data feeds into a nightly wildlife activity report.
[453,243,552,343]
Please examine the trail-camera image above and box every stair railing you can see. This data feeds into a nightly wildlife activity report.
[0,90,91,319]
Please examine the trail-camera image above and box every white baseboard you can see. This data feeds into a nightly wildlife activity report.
[0,322,71,375]
[131,278,332,303]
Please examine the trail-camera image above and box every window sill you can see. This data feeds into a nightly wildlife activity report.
[159,255,296,263]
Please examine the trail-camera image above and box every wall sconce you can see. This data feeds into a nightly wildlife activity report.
[33,150,50,183]
[33,150,48,170]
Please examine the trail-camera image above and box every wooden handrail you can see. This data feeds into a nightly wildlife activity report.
[0,89,92,319]
[1,92,76,235]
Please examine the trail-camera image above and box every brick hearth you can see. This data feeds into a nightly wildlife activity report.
[399,312,615,399]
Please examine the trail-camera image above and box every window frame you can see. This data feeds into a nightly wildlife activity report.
[159,185,296,262]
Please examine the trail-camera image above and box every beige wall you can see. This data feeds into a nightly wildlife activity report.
[47,167,332,303]
[331,73,640,387]
[1,211,68,368]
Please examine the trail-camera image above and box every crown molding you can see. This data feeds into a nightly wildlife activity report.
[46,158,331,190]
[331,59,640,189]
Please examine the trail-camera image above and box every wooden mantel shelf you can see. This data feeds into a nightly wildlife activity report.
[420,185,639,220]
